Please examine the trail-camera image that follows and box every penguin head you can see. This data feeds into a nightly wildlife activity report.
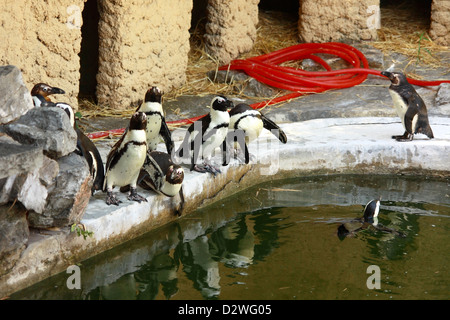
[144,86,163,103]
[211,95,234,112]
[381,71,408,87]
[31,83,65,100]
[167,165,184,185]
[363,197,381,223]
[129,112,147,130]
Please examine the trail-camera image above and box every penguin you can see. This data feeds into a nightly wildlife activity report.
[103,112,148,206]
[337,197,405,239]
[54,102,105,195]
[136,86,174,155]
[381,71,434,141]
[121,151,185,216]
[228,103,287,164]
[177,95,234,175]
[31,83,65,107]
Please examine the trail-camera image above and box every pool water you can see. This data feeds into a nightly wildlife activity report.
[9,175,450,300]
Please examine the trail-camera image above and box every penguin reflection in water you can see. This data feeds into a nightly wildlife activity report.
[337,197,405,240]
[103,112,148,205]
[381,71,434,141]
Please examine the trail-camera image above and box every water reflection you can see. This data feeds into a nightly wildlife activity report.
[9,175,450,300]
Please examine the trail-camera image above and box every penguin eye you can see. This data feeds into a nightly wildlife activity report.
[392,75,400,86]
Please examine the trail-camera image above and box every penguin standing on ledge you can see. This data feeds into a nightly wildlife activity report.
[130,151,185,216]
[381,71,434,141]
[103,112,148,206]
[54,102,105,195]
[136,86,174,155]
[228,103,287,164]
[31,83,65,107]
[177,95,234,175]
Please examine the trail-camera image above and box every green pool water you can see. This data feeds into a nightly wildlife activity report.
[9,175,450,300]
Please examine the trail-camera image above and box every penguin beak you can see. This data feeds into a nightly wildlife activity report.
[381,71,394,81]
[50,87,65,95]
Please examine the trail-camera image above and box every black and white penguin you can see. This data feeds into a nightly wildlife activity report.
[103,112,148,206]
[381,71,434,141]
[137,151,185,216]
[31,83,65,107]
[55,102,105,195]
[136,86,174,155]
[337,198,381,239]
[228,103,287,164]
[337,197,405,239]
[177,95,234,175]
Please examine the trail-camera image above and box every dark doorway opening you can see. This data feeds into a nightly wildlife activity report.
[78,0,100,104]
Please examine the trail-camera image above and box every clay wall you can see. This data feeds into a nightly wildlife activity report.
[96,0,193,109]
[430,0,450,46]
[0,0,86,108]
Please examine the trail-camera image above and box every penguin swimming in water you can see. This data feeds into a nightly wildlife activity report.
[121,151,185,216]
[228,103,287,164]
[31,83,65,107]
[337,197,405,240]
[135,86,174,154]
[54,102,105,195]
[381,71,434,141]
[103,112,148,205]
[177,95,234,175]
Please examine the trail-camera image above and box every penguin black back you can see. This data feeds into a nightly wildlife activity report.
[381,71,434,141]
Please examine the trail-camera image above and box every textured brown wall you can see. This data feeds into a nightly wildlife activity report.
[430,0,450,46]
[298,0,380,42]
[96,0,193,109]
[0,0,86,108]
[205,0,260,65]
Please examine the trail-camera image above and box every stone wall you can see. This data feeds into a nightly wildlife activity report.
[430,0,450,46]
[0,0,85,108]
[96,0,193,109]
[298,0,380,42]
[204,0,260,65]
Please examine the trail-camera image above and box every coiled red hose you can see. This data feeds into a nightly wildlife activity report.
[87,42,450,140]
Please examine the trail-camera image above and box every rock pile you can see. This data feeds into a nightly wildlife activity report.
[0,65,92,277]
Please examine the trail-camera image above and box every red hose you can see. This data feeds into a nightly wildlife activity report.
[87,42,450,140]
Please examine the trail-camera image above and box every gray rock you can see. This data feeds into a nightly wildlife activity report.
[0,156,59,213]
[435,83,450,106]
[0,134,43,180]
[2,107,77,159]
[0,204,29,277]
[0,65,34,125]
[27,152,92,228]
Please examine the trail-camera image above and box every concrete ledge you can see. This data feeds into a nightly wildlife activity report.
[2,116,449,297]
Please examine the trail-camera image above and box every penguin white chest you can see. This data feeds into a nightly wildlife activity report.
[108,131,147,187]
[389,90,408,129]
[145,114,162,148]
[239,116,263,143]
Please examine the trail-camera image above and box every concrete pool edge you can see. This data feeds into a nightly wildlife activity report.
[2,116,450,297]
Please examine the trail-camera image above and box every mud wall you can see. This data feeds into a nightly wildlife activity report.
[0,0,86,108]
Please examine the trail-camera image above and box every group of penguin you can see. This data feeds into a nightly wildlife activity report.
[30,83,289,216]
[30,69,434,233]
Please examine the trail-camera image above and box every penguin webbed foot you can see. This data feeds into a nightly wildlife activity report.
[106,191,122,206]
[127,187,147,203]
[193,163,221,176]
[392,131,413,142]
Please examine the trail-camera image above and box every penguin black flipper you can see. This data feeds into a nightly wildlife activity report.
[408,95,434,139]
[76,126,105,194]
[159,117,174,155]
[261,115,287,144]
